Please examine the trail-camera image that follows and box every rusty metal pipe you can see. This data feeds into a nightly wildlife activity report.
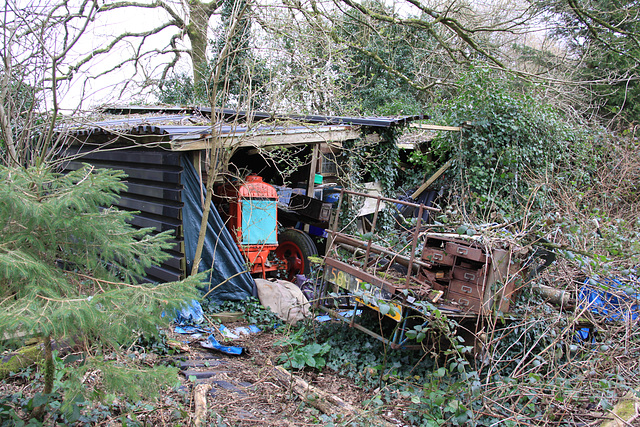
[332,232,431,271]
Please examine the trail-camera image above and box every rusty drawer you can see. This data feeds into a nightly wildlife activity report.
[452,266,484,286]
[449,279,484,300]
[417,268,450,291]
[419,268,452,282]
[447,290,481,313]
[422,247,455,266]
[445,242,486,263]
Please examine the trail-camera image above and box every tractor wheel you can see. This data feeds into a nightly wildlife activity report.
[275,229,318,281]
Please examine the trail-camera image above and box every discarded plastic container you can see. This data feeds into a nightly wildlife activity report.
[323,186,342,204]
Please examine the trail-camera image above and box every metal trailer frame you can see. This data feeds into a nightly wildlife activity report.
[317,189,523,350]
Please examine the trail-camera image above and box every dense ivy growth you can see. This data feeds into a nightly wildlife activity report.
[417,68,589,219]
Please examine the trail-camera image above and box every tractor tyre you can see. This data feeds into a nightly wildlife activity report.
[276,228,318,280]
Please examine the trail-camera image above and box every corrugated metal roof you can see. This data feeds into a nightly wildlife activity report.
[68,113,356,142]
[102,105,427,128]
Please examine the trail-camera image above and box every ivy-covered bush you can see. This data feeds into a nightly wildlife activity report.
[420,68,590,220]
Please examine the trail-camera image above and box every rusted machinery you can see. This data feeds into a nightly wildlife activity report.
[318,189,526,349]
[215,174,318,279]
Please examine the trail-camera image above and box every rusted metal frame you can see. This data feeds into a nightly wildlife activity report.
[364,196,382,273]
[331,232,432,271]
[350,300,359,328]
[317,305,423,350]
[318,306,390,345]
[325,257,398,294]
[328,190,345,256]
[338,189,439,212]
[404,204,424,288]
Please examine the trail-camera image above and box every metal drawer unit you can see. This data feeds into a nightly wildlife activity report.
[419,236,489,314]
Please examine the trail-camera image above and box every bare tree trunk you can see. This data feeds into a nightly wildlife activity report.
[190,1,248,276]
[187,0,221,86]
[30,336,53,421]
[0,51,18,166]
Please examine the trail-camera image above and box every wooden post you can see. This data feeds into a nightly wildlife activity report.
[307,144,320,198]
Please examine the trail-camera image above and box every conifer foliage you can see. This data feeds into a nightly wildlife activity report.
[0,164,201,413]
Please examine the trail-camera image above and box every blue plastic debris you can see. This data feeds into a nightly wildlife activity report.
[575,327,591,342]
[201,335,244,355]
[173,307,246,355]
[315,309,363,323]
[234,325,261,335]
[174,325,209,335]
[175,300,204,324]
[219,325,240,340]
[579,276,639,322]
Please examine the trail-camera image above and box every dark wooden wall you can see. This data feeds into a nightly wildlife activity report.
[64,146,186,283]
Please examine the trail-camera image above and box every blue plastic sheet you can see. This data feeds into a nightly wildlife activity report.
[174,323,245,356]
[201,335,244,356]
[181,156,255,303]
[174,300,204,325]
[578,276,639,322]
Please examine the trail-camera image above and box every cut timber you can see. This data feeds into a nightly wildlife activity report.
[411,158,453,199]
[273,366,394,427]
[409,124,462,131]
[532,284,574,307]
[0,344,43,380]
[193,383,212,427]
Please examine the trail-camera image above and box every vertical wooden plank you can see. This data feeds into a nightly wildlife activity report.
[483,248,509,314]
[307,143,320,198]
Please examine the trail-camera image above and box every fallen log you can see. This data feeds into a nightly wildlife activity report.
[273,366,395,427]
[0,343,43,380]
[193,383,212,427]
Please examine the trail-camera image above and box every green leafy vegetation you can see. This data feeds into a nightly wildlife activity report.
[413,68,586,219]
[275,326,331,370]
[0,164,202,421]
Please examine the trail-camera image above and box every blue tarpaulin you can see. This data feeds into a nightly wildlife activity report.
[578,276,639,322]
[181,156,255,303]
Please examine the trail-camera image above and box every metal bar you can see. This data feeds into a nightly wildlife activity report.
[338,189,439,212]
[392,315,410,345]
[405,205,424,287]
[325,257,398,294]
[331,232,432,270]
[318,306,391,345]
[364,196,382,272]
[328,189,345,255]
[350,300,359,328]
[317,306,424,350]
[306,144,319,198]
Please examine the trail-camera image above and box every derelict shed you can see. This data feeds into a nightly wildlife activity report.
[61,106,425,301]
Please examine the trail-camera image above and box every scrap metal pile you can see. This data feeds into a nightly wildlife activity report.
[317,189,530,349]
